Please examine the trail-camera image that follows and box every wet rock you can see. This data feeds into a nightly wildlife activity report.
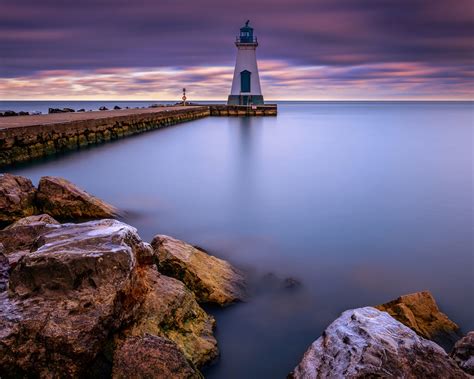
[0,174,37,225]
[112,335,201,379]
[18,111,29,116]
[375,291,461,348]
[151,235,246,306]
[290,307,468,379]
[114,105,121,110]
[63,107,75,112]
[99,106,108,111]
[451,331,474,374]
[0,214,59,254]
[122,267,218,368]
[77,108,85,112]
[36,176,118,220]
[0,219,150,377]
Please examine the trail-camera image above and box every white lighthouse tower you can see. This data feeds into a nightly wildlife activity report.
[228,21,264,105]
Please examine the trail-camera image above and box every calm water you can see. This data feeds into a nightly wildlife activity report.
[4,102,474,378]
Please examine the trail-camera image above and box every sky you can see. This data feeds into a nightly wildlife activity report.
[0,0,473,100]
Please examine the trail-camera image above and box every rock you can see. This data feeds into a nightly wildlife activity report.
[36,176,118,220]
[0,219,150,377]
[375,291,461,348]
[151,235,246,306]
[32,111,42,115]
[113,105,121,110]
[48,107,74,113]
[0,174,37,225]
[0,110,18,117]
[99,106,108,111]
[451,332,474,374]
[4,213,58,228]
[290,307,468,379]
[0,244,8,291]
[259,272,302,292]
[0,214,59,254]
[112,335,201,379]
[0,219,219,376]
[283,277,302,289]
[18,111,29,116]
[122,267,218,368]
[8,219,145,297]
[77,108,85,112]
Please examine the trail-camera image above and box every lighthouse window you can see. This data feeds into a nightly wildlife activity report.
[240,70,251,92]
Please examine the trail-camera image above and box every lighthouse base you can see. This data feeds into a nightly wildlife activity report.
[227,95,264,105]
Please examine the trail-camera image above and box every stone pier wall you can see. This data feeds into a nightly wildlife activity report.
[209,104,277,117]
[0,107,210,167]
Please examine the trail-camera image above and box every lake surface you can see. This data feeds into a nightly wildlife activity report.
[4,101,473,378]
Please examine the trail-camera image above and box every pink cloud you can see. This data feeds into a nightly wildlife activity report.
[0,61,472,100]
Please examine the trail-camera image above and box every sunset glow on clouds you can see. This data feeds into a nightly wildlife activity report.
[2,61,472,101]
[1,0,473,100]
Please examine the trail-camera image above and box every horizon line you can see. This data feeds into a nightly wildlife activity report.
[1,99,473,102]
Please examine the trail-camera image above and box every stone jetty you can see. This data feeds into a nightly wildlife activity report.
[0,107,209,167]
[0,104,278,167]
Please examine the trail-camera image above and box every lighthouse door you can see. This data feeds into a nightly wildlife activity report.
[240,70,251,93]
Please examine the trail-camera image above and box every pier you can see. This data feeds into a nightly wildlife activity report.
[0,104,277,167]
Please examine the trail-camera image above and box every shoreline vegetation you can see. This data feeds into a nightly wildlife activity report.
[0,173,472,377]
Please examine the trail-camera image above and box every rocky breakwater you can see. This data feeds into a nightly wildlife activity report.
[0,174,246,377]
[0,106,210,167]
[290,292,473,378]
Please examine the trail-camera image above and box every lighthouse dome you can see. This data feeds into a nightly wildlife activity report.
[239,20,256,43]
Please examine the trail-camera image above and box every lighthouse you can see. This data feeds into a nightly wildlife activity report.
[228,21,264,105]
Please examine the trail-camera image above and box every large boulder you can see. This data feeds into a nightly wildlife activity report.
[451,331,474,375]
[0,219,220,377]
[375,291,461,348]
[0,219,149,377]
[151,235,245,305]
[36,176,118,220]
[290,307,468,379]
[0,214,59,255]
[122,267,218,368]
[0,174,37,225]
[112,335,201,379]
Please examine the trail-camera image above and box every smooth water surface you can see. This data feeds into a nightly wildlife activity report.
[5,102,474,378]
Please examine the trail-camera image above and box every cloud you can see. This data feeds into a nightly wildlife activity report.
[1,60,472,100]
[0,0,472,99]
